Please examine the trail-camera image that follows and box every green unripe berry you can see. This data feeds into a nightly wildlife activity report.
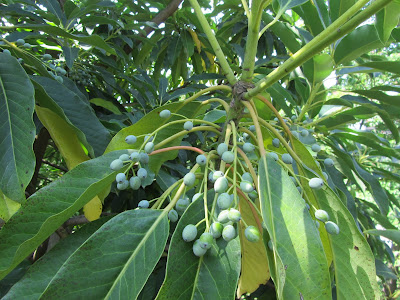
[55,66,64,74]
[272,138,280,148]
[322,172,328,180]
[290,176,297,185]
[315,220,320,229]
[182,224,197,242]
[212,171,224,181]
[130,151,139,162]
[139,152,149,164]
[119,154,130,161]
[117,179,129,190]
[228,208,241,222]
[324,158,334,167]
[245,226,260,242]
[214,177,228,193]
[196,154,207,166]
[43,53,52,61]
[292,131,300,139]
[309,177,324,190]
[144,135,154,142]
[159,109,171,118]
[17,58,24,64]
[267,152,278,161]
[129,176,141,190]
[249,125,256,132]
[115,173,126,183]
[137,168,148,180]
[193,240,207,257]
[208,171,216,183]
[217,143,228,156]
[144,142,154,154]
[217,193,233,210]
[242,172,253,183]
[217,210,230,223]
[314,209,329,222]
[281,153,293,164]
[184,121,193,131]
[222,225,236,241]
[300,129,309,137]
[297,186,302,194]
[199,232,214,249]
[267,240,273,250]
[55,76,63,83]
[325,221,339,235]
[16,38,25,45]
[176,198,190,211]
[138,200,149,208]
[240,181,254,193]
[210,222,223,238]
[168,209,179,222]
[192,193,202,202]
[125,135,137,144]
[110,159,124,170]
[183,172,196,186]
[243,142,255,153]
[291,115,297,121]
[23,43,31,49]
[248,190,258,200]
[311,144,321,152]
[221,151,235,163]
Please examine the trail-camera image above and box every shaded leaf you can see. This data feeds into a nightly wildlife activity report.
[364,229,400,245]
[375,2,400,43]
[258,155,331,299]
[0,53,35,202]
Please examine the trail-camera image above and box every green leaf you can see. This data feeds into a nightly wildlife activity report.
[258,155,331,299]
[2,217,113,299]
[273,0,308,15]
[0,53,35,202]
[105,101,204,174]
[9,24,116,55]
[181,30,195,58]
[375,2,400,43]
[90,98,122,115]
[0,150,127,279]
[62,46,79,69]
[313,53,334,83]
[32,76,112,157]
[364,229,400,246]
[329,0,357,22]
[312,187,380,299]
[360,61,400,75]
[156,193,241,300]
[334,25,384,65]
[375,259,398,280]
[40,210,168,299]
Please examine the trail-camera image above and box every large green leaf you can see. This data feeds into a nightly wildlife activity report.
[105,101,205,174]
[156,193,241,300]
[312,187,380,299]
[273,0,309,15]
[375,1,400,43]
[32,76,112,157]
[3,217,113,299]
[258,155,331,299]
[334,25,384,65]
[329,0,356,22]
[364,229,400,246]
[359,61,400,75]
[40,209,169,299]
[0,53,35,203]
[0,150,127,279]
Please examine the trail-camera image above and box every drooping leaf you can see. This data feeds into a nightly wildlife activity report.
[32,76,112,157]
[237,193,270,297]
[364,229,400,246]
[2,217,113,299]
[156,193,241,300]
[62,46,79,69]
[312,187,380,299]
[258,155,331,299]
[40,210,169,299]
[0,150,127,279]
[375,1,400,43]
[374,259,398,280]
[0,53,36,203]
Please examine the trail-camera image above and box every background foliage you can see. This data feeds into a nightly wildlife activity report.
[0,0,399,298]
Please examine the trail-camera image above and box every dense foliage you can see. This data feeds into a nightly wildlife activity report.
[0,0,400,298]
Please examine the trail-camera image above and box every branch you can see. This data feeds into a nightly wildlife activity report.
[42,159,68,172]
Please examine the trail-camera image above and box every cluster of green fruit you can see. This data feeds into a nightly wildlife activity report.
[69,68,96,86]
